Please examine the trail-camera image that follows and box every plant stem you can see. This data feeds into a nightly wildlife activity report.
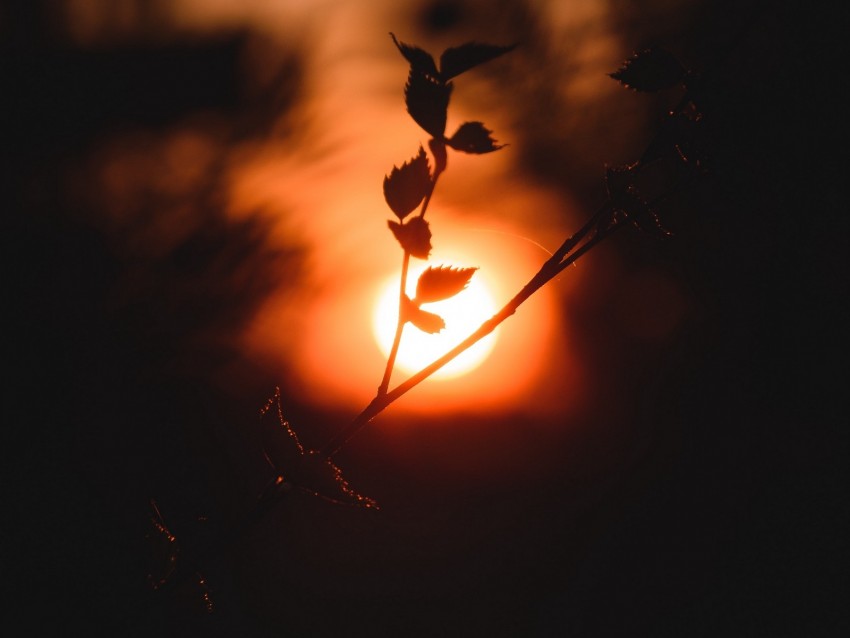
[377,250,410,395]
[334,81,701,452]
[320,215,622,457]
[377,172,441,396]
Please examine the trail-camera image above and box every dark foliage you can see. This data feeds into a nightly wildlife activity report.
[383,146,432,219]
[402,295,447,334]
[387,216,433,258]
[609,47,686,91]
[446,121,504,153]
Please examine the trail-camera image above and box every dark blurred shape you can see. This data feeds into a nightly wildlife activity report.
[608,47,686,92]
[3,5,308,633]
[420,0,466,33]
[5,38,242,156]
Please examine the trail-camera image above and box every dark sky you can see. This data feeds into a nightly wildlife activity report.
[3,1,846,636]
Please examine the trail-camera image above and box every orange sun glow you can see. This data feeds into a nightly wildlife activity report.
[372,265,499,379]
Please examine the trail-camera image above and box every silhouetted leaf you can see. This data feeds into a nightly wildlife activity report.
[446,121,503,153]
[414,265,478,304]
[388,217,432,258]
[403,295,446,333]
[439,41,517,81]
[405,70,452,137]
[610,48,685,92]
[383,146,432,219]
[390,32,439,79]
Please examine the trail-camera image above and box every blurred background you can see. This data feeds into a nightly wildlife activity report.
[3,0,845,635]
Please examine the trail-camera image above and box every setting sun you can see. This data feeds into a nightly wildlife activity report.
[373,264,499,380]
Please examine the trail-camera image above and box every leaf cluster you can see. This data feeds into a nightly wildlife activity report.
[604,48,710,235]
[391,33,512,154]
[382,34,513,334]
[382,34,513,260]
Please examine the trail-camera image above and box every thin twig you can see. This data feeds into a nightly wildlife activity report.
[377,172,440,395]
[320,217,624,457]
[377,250,410,395]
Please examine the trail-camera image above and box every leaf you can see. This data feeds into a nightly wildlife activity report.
[414,265,478,304]
[609,48,685,92]
[383,146,432,219]
[388,217,432,259]
[403,295,446,334]
[390,32,439,79]
[446,121,503,153]
[408,307,446,334]
[405,70,452,138]
[439,41,517,81]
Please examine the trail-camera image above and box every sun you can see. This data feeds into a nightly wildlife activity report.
[372,265,499,380]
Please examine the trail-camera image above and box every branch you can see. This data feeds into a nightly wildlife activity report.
[377,171,441,395]
[320,211,622,457]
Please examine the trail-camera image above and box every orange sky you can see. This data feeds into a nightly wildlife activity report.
[60,0,665,418]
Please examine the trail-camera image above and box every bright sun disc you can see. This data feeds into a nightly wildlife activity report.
[372,266,499,379]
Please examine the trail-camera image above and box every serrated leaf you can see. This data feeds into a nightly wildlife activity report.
[402,295,446,334]
[383,146,432,219]
[414,265,478,304]
[390,32,439,79]
[609,48,685,92]
[446,121,503,153]
[388,217,432,259]
[405,70,452,138]
[439,41,517,81]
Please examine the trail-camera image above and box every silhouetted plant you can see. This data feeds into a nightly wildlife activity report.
[146,36,708,608]
[378,33,514,396]
[318,40,705,459]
